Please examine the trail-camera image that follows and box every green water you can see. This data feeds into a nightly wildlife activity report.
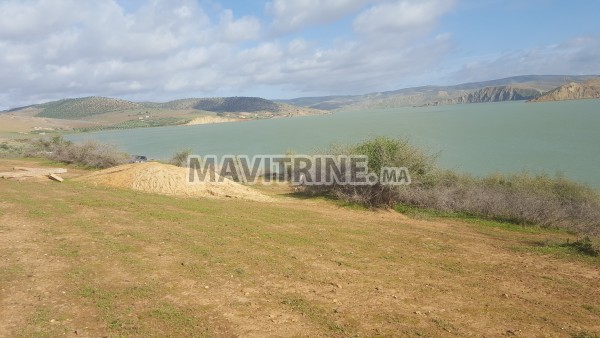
[68,100,600,187]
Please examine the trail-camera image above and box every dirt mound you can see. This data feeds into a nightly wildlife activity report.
[75,162,273,202]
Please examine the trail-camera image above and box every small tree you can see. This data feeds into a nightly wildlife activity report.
[169,149,192,167]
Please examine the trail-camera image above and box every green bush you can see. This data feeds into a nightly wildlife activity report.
[300,137,600,237]
[301,137,437,207]
[169,149,192,167]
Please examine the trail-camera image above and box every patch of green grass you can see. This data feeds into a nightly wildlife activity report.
[286,192,370,211]
[78,284,158,334]
[145,303,213,337]
[27,200,73,219]
[334,199,370,211]
[53,243,80,258]
[116,230,152,242]
[511,240,600,263]
[435,261,465,274]
[75,196,124,208]
[122,284,158,299]
[140,208,197,222]
[394,203,559,234]
[431,317,457,333]
[0,264,25,282]
[233,267,246,276]
[67,267,91,280]
[22,306,68,338]
[79,285,117,311]
[281,295,350,333]
[74,117,192,132]
[28,307,54,326]
[149,303,196,326]
[582,304,600,315]
[561,237,600,256]
[181,262,208,277]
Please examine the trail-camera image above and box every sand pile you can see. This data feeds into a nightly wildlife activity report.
[75,162,273,202]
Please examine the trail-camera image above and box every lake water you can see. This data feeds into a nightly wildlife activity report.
[68,100,600,187]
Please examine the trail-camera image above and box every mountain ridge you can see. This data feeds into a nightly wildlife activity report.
[4,75,600,123]
[278,75,599,110]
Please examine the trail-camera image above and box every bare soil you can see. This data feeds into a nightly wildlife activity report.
[0,159,598,337]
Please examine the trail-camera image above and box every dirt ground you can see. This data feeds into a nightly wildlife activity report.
[0,110,97,134]
[0,159,598,337]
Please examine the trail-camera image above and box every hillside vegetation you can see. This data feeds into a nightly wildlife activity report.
[160,97,280,113]
[20,96,320,120]
[73,117,193,132]
[36,97,142,119]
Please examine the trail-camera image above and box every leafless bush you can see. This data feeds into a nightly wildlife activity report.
[35,135,129,168]
[396,171,600,236]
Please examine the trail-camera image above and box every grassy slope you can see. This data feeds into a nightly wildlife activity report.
[36,97,142,119]
[0,159,599,337]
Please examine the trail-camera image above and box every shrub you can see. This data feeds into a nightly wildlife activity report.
[396,171,600,236]
[35,135,129,169]
[169,149,192,167]
[301,137,437,207]
[299,137,600,237]
[0,139,37,158]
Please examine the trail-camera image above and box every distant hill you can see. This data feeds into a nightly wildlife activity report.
[36,97,142,119]
[530,78,600,102]
[279,75,598,110]
[6,96,323,120]
[2,96,326,134]
[158,97,281,113]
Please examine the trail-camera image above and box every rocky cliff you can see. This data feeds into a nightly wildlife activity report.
[530,78,600,102]
[427,86,541,106]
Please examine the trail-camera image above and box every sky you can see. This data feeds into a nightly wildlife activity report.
[1,0,599,109]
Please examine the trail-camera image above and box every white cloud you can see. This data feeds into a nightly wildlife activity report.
[0,0,83,39]
[0,0,465,109]
[449,36,600,83]
[219,10,261,42]
[266,0,371,34]
[353,0,455,38]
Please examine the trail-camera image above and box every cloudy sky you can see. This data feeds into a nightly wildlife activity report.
[1,0,599,109]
